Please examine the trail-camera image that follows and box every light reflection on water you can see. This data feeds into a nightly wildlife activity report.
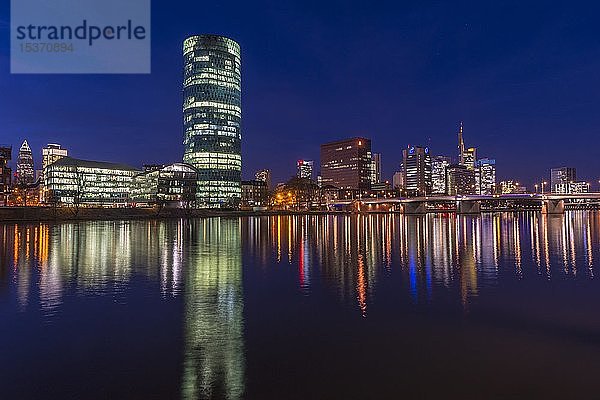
[1,211,600,398]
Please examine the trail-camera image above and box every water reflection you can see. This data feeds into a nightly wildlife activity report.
[2,212,600,398]
[182,218,244,400]
[245,211,600,313]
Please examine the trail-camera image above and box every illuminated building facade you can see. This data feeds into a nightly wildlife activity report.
[402,146,431,196]
[477,158,496,195]
[241,180,268,208]
[45,157,139,205]
[255,169,272,190]
[16,140,34,185]
[371,153,381,184]
[297,160,314,179]
[431,155,452,195]
[183,35,242,208]
[554,181,589,194]
[320,137,372,190]
[499,180,526,194]
[42,144,68,171]
[550,167,576,193]
[446,164,476,195]
[131,163,198,207]
[0,146,11,206]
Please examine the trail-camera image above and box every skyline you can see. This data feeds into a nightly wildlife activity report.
[2,1,600,186]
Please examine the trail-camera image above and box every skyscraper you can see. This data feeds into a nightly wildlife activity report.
[446,164,476,195]
[457,122,477,170]
[371,153,381,184]
[182,35,242,208]
[477,158,496,195]
[431,155,452,195]
[402,146,432,196]
[16,140,34,185]
[297,160,314,179]
[320,137,372,190]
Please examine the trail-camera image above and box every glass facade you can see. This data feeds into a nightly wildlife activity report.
[183,35,242,208]
[45,157,139,205]
[131,163,198,207]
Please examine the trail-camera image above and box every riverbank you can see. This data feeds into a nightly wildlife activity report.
[0,206,349,223]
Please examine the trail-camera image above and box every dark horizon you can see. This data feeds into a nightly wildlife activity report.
[2,1,600,188]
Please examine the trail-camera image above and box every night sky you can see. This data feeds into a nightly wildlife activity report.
[1,1,600,188]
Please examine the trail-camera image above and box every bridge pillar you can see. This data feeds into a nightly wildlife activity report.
[403,202,427,214]
[457,200,481,214]
[542,199,565,214]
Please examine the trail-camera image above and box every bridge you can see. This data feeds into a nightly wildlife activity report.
[327,193,600,214]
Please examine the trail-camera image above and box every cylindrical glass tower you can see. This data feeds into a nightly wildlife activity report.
[183,35,242,208]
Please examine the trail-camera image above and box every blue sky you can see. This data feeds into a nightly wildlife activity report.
[1,1,600,187]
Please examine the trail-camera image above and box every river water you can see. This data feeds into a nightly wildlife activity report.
[1,212,600,399]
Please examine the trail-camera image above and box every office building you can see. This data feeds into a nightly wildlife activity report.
[402,146,431,196]
[16,140,34,185]
[446,164,476,195]
[42,144,68,171]
[182,34,242,208]
[371,153,381,184]
[241,180,269,209]
[431,155,452,195]
[0,146,11,206]
[297,160,314,179]
[457,122,477,170]
[255,169,272,190]
[320,137,372,190]
[550,167,576,193]
[477,158,496,195]
[131,163,198,207]
[45,157,140,205]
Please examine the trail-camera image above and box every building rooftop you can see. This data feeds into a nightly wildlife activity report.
[51,157,139,171]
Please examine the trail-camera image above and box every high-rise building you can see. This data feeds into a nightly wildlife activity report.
[16,140,34,185]
[463,147,477,170]
[457,122,477,170]
[297,160,314,179]
[320,137,372,190]
[370,153,381,184]
[0,146,11,206]
[550,167,576,193]
[431,155,452,195]
[477,158,496,195]
[182,35,242,208]
[402,146,431,196]
[42,144,68,171]
[446,164,476,195]
[255,169,272,190]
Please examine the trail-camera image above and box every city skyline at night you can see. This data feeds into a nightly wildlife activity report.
[2,2,600,189]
